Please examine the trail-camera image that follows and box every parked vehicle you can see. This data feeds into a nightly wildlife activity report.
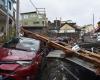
[0,37,43,80]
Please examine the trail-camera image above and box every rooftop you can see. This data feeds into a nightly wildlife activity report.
[21,11,37,15]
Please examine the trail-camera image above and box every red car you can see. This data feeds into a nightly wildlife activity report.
[0,37,43,80]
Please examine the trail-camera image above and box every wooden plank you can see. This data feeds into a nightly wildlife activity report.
[22,27,74,54]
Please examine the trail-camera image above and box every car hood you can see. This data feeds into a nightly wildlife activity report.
[0,48,36,61]
[0,64,20,71]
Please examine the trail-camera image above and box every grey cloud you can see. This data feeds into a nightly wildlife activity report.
[20,0,100,26]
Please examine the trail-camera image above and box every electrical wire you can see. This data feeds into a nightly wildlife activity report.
[29,0,37,11]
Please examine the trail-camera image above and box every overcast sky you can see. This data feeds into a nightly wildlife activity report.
[20,0,100,26]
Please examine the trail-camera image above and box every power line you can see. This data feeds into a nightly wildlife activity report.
[29,0,37,11]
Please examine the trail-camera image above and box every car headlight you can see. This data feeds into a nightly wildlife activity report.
[16,61,32,67]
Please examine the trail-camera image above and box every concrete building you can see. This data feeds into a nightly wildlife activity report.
[0,0,15,18]
[20,9,48,34]
[81,24,95,33]
[59,24,76,33]
[21,11,48,27]
[0,0,16,43]
[48,20,80,41]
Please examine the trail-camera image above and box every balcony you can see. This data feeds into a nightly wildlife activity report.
[0,0,7,13]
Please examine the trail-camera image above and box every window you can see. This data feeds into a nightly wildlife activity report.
[24,15,28,19]
[42,21,45,25]
[38,15,42,19]
[1,0,5,6]
[2,0,5,4]
[9,19,12,24]
[24,22,28,25]
[9,1,11,10]
[31,14,35,17]
[33,21,39,24]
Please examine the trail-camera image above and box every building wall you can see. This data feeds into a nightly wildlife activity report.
[0,0,5,6]
[59,24,75,33]
[82,24,94,33]
[0,0,15,17]
[5,0,14,16]
[0,0,15,43]
[21,13,47,27]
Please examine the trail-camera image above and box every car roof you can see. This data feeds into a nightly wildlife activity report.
[19,37,40,44]
[19,37,39,41]
[16,37,40,51]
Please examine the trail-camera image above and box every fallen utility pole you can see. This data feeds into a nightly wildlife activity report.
[21,27,100,75]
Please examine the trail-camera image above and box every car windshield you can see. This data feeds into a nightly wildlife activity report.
[5,37,40,52]
[16,37,40,52]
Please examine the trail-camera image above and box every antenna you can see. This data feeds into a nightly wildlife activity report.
[92,13,96,33]
[93,13,94,27]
